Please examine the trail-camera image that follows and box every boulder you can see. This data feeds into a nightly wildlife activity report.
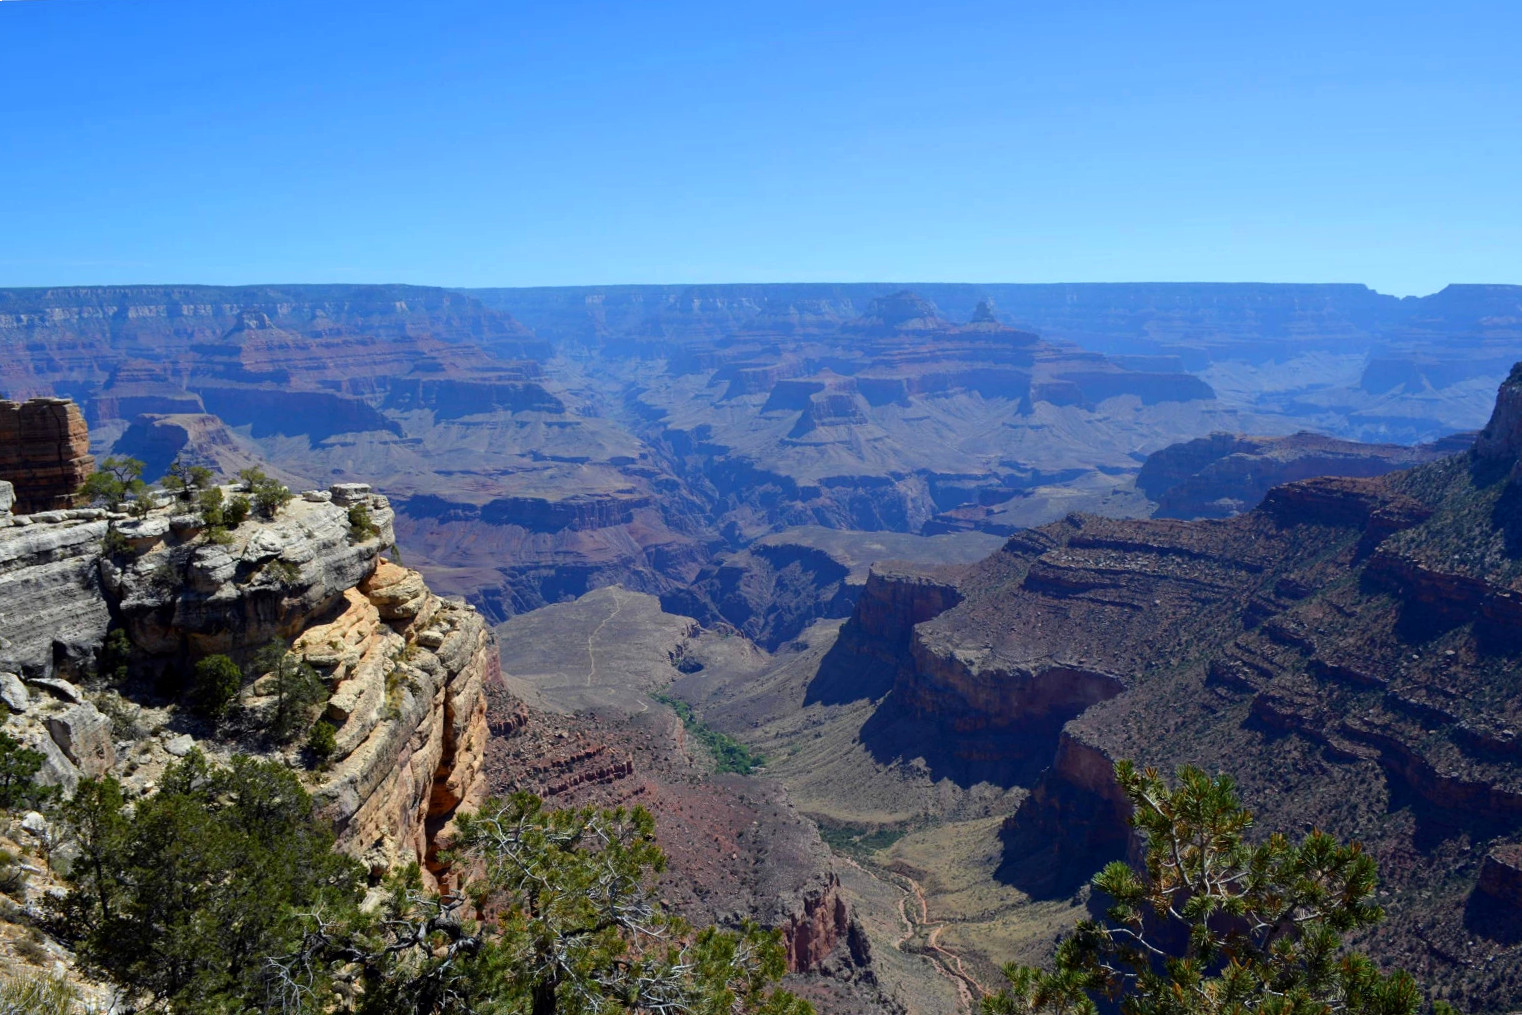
[0,671,27,712]
[46,702,116,777]
[26,676,82,704]
[115,515,171,544]
[330,483,372,506]
[360,560,429,621]
[31,733,80,796]
[0,480,12,515]
[243,529,286,563]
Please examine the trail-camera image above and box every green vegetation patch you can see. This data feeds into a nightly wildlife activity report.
[817,822,909,858]
[653,691,766,774]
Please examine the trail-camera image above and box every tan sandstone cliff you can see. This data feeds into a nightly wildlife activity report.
[0,477,495,880]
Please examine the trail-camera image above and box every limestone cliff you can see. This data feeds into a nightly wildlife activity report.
[0,478,494,880]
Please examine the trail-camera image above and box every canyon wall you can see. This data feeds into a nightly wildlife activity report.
[0,476,494,879]
[835,365,1522,1010]
[0,398,94,513]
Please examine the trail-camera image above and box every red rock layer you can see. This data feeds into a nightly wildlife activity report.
[0,398,95,513]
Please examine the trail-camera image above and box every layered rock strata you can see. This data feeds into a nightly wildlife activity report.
[0,398,95,513]
[1138,429,1469,519]
[0,477,494,881]
[839,365,1522,1010]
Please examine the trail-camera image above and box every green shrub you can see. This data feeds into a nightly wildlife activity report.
[251,640,328,742]
[224,494,251,528]
[57,755,364,1011]
[306,720,337,765]
[0,729,50,812]
[264,558,302,587]
[239,467,292,518]
[163,460,214,503]
[198,485,225,528]
[190,654,242,720]
[347,503,380,541]
[78,455,146,511]
[100,525,130,558]
[100,627,132,685]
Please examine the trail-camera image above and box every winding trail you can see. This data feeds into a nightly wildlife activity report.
[584,594,624,686]
[835,855,987,1011]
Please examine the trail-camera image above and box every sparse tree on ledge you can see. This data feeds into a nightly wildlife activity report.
[239,466,293,518]
[163,458,215,503]
[79,455,146,511]
[982,761,1449,1015]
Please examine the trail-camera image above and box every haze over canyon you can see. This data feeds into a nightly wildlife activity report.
[2,279,1521,1013]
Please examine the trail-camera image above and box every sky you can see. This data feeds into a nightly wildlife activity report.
[0,0,1518,295]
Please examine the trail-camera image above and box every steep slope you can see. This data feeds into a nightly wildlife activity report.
[842,365,1522,1011]
[0,475,493,881]
[1137,429,1472,519]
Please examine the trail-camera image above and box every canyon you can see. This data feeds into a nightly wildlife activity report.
[2,283,1513,630]
[664,364,1522,1013]
[3,283,1521,1012]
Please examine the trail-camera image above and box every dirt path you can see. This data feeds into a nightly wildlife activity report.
[836,855,987,1011]
[584,595,624,685]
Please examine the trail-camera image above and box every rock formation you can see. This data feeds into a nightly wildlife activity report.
[819,364,1522,1011]
[0,468,495,881]
[0,397,95,513]
[1137,429,1471,519]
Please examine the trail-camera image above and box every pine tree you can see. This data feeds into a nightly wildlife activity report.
[983,761,1444,1015]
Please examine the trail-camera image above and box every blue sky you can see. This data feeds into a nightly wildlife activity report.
[0,0,1518,294]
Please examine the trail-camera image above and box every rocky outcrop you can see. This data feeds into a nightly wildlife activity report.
[1139,430,1460,519]
[1475,363,1522,470]
[0,509,114,680]
[0,468,495,885]
[101,488,398,663]
[0,398,95,513]
[851,367,1522,1011]
[778,873,852,973]
[854,566,963,647]
[298,559,493,879]
[1476,844,1522,907]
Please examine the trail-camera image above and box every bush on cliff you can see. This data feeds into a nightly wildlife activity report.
[305,719,337,765]
[163,460,214,503]
[239,467,293,518]
[267,791,811,1015]
[56,753,363,1012]
[347,503,380,542]
[56,762,809,1015]
[983,761,1445,1015]
[250,640,328,742]
[225,493,252,527]
[79,455,146,511]
[0,726,51,812]
[190,654,243,720]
